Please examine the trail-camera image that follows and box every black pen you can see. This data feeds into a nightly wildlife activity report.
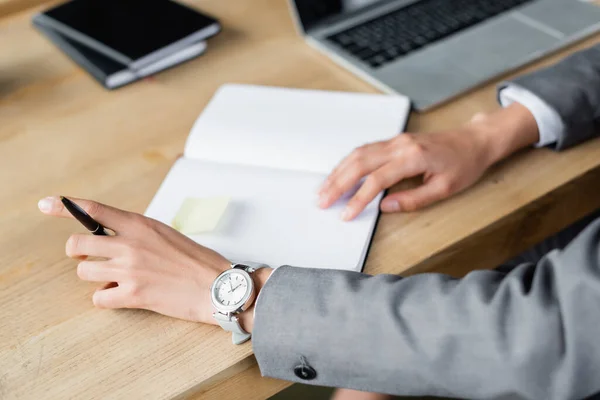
[60,196,108,235]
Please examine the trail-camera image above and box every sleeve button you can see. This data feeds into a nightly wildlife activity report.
[294,365,317,380]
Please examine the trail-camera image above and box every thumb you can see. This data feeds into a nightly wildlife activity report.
[381,177,452,212]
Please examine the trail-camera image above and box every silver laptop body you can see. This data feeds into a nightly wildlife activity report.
[289,0,600,110]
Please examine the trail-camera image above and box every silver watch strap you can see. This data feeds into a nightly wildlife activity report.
[213,312,251,345]
[231,261,267,273]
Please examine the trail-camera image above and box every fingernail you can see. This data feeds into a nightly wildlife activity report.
[38,197,54,212]
[470,112,486,123]
[341,207,352,221]
[381,199,400,212]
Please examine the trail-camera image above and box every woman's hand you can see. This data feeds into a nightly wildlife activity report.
[319,103,540,220]
[319,128,491,221]
[38,196,231,325]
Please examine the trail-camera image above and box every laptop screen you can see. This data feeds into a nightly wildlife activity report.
[292,0,388,32]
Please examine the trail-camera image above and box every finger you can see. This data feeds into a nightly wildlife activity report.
[77,261,119,282]
[38,196,132,232]
[326,142,390,186]
[65,234,121,259]
[341,162,408,221]
[380,176,452,213]
[319,141,390,195]
[319,143,391,208]
[92,285,131,309]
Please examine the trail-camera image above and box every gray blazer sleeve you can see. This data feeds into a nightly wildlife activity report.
[252,218,600,399]
[499,43,600,150]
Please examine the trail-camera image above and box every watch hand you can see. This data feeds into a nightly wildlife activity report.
[228,282,241,293]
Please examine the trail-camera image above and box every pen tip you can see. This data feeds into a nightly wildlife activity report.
[59,196,65,200]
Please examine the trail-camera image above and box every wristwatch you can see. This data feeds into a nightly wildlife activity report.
[210,262,266,344]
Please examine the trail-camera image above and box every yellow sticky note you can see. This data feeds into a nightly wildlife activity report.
[172,196,230,234]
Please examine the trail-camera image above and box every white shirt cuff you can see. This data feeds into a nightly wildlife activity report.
[498,85,564,148]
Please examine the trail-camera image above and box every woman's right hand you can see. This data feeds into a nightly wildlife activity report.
[38,196,271,332]
[318,103,540,221]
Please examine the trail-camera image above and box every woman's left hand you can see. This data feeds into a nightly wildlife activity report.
[38,196,230,324]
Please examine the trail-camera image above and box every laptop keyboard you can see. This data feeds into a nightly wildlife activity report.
[327,0,534,68]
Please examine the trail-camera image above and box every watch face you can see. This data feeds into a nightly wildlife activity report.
[211,269,253,312]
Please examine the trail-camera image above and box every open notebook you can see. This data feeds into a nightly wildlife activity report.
[145,84,410,271]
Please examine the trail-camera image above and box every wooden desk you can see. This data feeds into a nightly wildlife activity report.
[0,0,50,17]
[1,1,599,399]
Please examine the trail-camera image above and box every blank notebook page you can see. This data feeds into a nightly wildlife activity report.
[183,84,410,174]
[145,159,382,271]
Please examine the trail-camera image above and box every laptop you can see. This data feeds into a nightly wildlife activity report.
[288,0,600,110]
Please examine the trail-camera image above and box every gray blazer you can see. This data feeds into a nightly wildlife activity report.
[252,43,600,400]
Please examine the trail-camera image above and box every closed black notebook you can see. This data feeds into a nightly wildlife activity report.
[33,19,207,89]
[34,0,220,69]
